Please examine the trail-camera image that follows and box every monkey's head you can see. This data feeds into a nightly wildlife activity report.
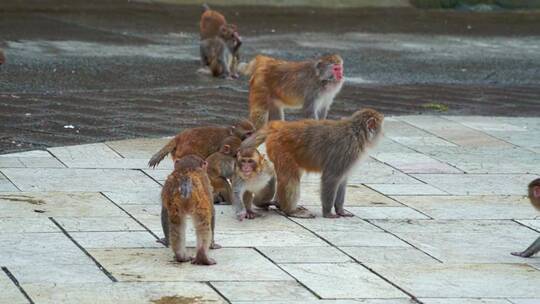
[236,147,263,179]
[175,154,207,173]
[315,54,344,84]
[528,178,540,211]
[219,24,241,48]
[219,136,242,156]
[351,108,384,144]
[230,119,255,140]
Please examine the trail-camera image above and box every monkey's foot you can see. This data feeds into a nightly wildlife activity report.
[511,251,533,258]
[336,210,354,217]
[323,213,340,218]
[231,73,239,79]
[192,250,217,265]
[236,210,261,221]
[156,238,169,247]
[210,242,222,250]
[174,254,193,263]
[286,207,315,219]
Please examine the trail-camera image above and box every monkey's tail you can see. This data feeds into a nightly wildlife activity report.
[237,58,257,76]
[148,139,176,168]
[240,126,269,149]
[202,3,211,12]
[179,175,193,199]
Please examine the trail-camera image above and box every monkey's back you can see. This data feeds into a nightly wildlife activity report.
[162,171,213,223]
[173,126,230,160]
[200,10,226,39]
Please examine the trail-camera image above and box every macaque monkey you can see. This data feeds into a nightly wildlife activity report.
[161,155,218,265]
[242,108,384,218]
[246,54,344,130]
[149,120,254,246]
[511,178,540,258]
[231,147,276,221]
[206,136,242,204]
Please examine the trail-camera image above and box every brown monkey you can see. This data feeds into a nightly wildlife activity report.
[199,20,242,78]
[511,178,540,257]
[206,136,242,204]
[150,120,254,246]
[161,155,218,265]
[242,108,384,218]
[231,147,276,221]
[246,54,344,130]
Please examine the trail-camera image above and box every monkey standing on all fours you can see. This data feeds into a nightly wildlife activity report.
[241,54,344,130]
[511,178,540,257]
[241,108,384,218]
[161,155,219,265]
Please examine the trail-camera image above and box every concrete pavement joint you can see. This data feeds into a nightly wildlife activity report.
[1,266,35,304]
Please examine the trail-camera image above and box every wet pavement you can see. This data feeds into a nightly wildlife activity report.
[1,1,540,153]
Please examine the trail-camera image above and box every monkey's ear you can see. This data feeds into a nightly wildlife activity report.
[534,186,540,198]
[222,144,231,154]
[366,117,377,132]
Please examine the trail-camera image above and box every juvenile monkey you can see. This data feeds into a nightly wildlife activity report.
[232,147,276,221]
[206,136,242,204]
[161,155,218,265]
[246,54,344,129]
[511,178,540,258]
[149,120,254,246]
[242,108,384,218]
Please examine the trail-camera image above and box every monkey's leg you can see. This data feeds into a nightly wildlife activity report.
[511,237,540,257]
[169,216,191,262]
[317,105,330,120]
[157,207,169,247]
[334,179,353,217]
[276,166,314,218]
[220,177,234,205]
[192,213,216,265]
[243,191,261,219]
[302,98,319,120]
[321,173,341,218]
[268,102,284,122]
[253,176,277,210]
[210,205,222,249]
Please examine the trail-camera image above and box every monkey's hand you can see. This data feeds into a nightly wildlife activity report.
[236,209,260,221]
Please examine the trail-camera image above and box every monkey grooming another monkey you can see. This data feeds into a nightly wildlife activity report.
[206,136,242,204]
[161,155,218,265]
[231,147,276,221]
[511,178,540,258]
[241,108,384,218]
[246,54,344,130]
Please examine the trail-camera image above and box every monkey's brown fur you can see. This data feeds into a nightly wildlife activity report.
[200,4,227,40]
[162,155,217,265]
[148,119,254,168]
[528,178,540,211]
[246,54,344,130]
[206,136,242,204]
[242,108,384,218]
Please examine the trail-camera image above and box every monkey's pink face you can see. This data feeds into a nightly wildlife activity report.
[534,186,540,198]
[332,64,343,81]
[239,158,256,177]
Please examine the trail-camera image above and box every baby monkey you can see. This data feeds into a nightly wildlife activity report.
[206,136,242,204]
[161,155,219,265]
[511,178,540,258]
[232,147,276,221]
[200,26,240,79]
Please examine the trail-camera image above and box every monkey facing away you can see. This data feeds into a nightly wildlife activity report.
[161,155,219,265]
[206,136,242,204]
[200,30,239,79]
[231,147,276,221]
[241,108,384,218]
[246,54,344,130]
[511,178,540,258]
[149,120,254,246]
[200,4,239,41]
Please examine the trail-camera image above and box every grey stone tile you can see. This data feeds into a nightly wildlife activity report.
[298,183,399,207]
[141,169,169,182]
[9,264,110,283]
[367,183,448,195]
[257,246,353,263]
[517,220,540,231]
[0,192,126,217]
[70,231,161,248]
[230,301,415,304]
[0,173,18,191]
[372,219,521,234]
[212,281,317,302]
[280,263,407,299]
[509,299,540,304]
[0,217,58,233]
[317,231,410,247]
[347,206,430,219]
[373,152,462,174]
[0,233,92,266]
[411,174,539,195]
[54,216,144,232]
[105,137,172,159]
[0,150,52,158]
[90,248,292,281]
[0,155,64,168]
[24,282,226,304]
[0,271,28,304]
[290,208,381,232]
[392,195,537,220]
[420,299,512,304]
[370,263,540,298]
[102,191,160,205]
[1,168,160,192]
[216,230,327,247]
[341,247,439,264]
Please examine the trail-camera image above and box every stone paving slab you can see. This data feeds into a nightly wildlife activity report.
[1,115,540,303]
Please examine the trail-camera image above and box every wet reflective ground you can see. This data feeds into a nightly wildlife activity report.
[1,1,540,153]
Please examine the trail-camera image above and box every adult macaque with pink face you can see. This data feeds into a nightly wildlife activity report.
[511,178,540,257]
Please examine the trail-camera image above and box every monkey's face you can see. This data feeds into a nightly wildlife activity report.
[236,148,261,178]
[316,55,344,83]
[219,24,241,47]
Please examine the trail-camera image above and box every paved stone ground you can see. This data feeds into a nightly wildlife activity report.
[0,115,539,303]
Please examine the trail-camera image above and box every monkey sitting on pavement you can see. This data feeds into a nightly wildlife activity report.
[241,108,384,218]
[511,178,540,258]
[161,155,219,265]
[231,147,276,221]
[206,136,242,204]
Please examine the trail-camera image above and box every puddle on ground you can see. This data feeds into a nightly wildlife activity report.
[0,195,45,205]
[151,296,216,304]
